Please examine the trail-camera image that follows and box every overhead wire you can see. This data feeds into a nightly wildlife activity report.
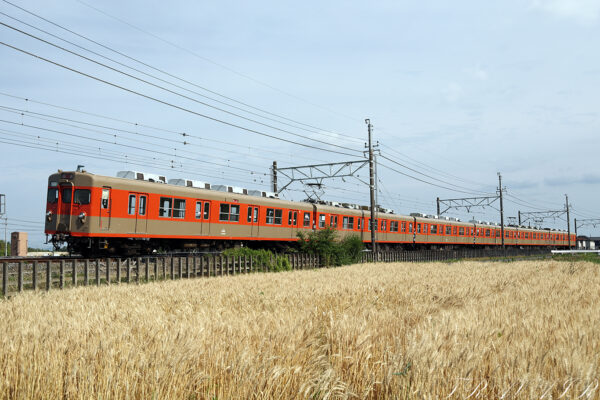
[72,0,361,125]
[0,21,364,155]
[1,1,363,141]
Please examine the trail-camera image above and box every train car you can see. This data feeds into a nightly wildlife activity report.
[45,170,572,255]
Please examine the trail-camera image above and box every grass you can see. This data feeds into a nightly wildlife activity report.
[0,259,599,399]
[552,252,600,264]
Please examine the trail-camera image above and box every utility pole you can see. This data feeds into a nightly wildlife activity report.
[574,218,578,248]
[518,211,521,226]
[271,161,278,193]
[366,119,377,254]
[498,173,505,250]
[0,194,5,256]
[436,197,440,216]
[565,194,571,249]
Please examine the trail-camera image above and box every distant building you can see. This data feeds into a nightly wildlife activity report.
[10,231,28,256]
[577,236,600,250]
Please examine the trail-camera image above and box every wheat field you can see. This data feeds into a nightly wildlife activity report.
[0,259,598,399]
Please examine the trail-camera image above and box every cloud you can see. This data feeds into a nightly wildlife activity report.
[442,82,464,103]
[545,174,600,186]
[532,0,600,23]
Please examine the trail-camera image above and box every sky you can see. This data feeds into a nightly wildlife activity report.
[0,0,599,247]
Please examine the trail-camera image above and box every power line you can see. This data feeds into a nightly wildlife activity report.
[72,0,361,125]
[0,21,364,154]
[0,40,362,158]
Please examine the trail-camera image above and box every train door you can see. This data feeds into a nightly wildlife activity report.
[99,187,111,231]
[247,205,260,237]
[127,192,148,234]
[59,183,74,231]
[288,209,299,238]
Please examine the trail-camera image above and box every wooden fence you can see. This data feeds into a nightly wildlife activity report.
[0,253,321,297]
[1,248,550,297]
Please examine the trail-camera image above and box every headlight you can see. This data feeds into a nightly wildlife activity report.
[46,211,52,221]
[78,212,86,223]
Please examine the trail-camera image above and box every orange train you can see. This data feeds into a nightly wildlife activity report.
[44,170,574,255]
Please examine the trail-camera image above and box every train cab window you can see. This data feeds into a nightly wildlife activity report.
[138,195,147,216]
[459,227,464,236]
[173,199,186,219]
[47,188,58,204]
[159,197,172,218]
[73,189,90,205]
[319,214,326,228]
[430,224,437,234]
[247,207,253,223]
[408,222,413,233]
[197,201,203,219]
[101,189,110,209]
[128,195,136,215]
[61,188,72,203]
[303,212,310,227]
[445,226,451,235]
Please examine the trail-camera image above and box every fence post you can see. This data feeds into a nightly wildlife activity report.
[17,262,22,292]
[116,259,121,284]
[220,255,224,276]
[95,259,100,286]
[46,261,51,291]
[136,257,141,283]
[1,262,6,296]
[126,258,131,283]
[59,260,64,290]
[33,261,38,290]
[84,259,89,286]
[72,260,77,287]
[145,257,150,282]
[170,257,174,280]
[106,258,111,285]
[153,258,158,280]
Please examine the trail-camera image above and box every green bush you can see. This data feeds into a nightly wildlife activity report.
[296,227,364,266]
[222,247,291,272]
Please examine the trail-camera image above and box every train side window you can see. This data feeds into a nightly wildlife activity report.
[220,204,230,221]
[253,207,258,223]
[266,208,275,224]
[357,218,362,230]
[204,202,210,220]
[128,195,136,215]
[247,207,253,223]
[334,216,338,228]
[430,224,437,234]
[423,224,428,234]
[159,197,172,218]
[196,201,203,219]
[445,226,451,235]
[303,212,310,227]
[459,227,464,235]
[173,199,186,219]
[381,220,387,231]
[452,227,457,235]
[288,211,293,225]
[401,222,406,232]
[293,212,297,225]
[230,205,240,222]
[47,188,59,204]
[343,216,349,229]
[319,214,326,228]
[138,195,147,216]
[274,209,282,225]
[61,188,72,203]
[485,229,490,237]
[408,222,413,233]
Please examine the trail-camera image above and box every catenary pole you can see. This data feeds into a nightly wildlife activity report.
[565,194,571,249]
[366,119,377,254]
[498,173,505,250]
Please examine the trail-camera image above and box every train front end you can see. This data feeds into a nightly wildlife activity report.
[45,170,96,254]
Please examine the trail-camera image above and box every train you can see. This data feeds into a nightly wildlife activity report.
[44,169,574,256]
